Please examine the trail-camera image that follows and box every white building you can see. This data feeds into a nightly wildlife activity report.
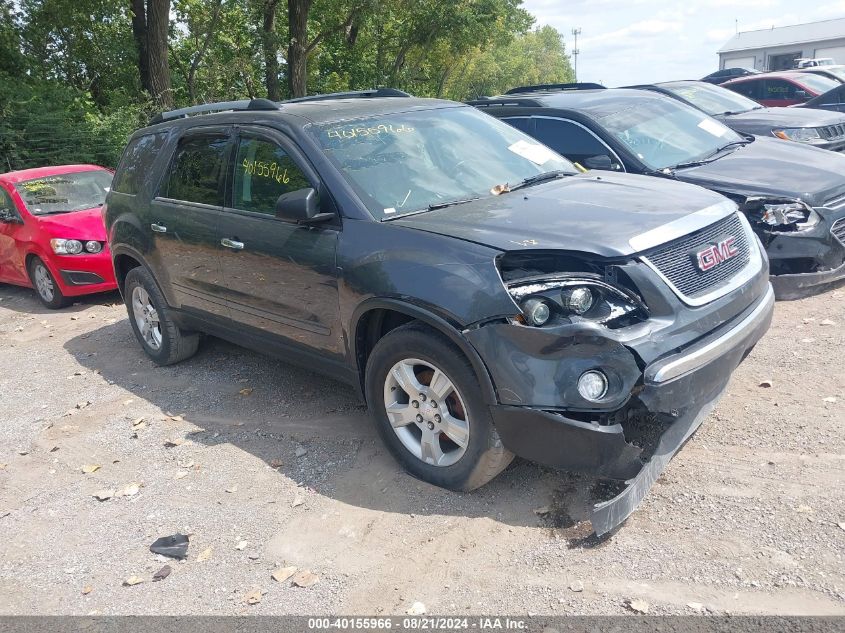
[718,18,845,71]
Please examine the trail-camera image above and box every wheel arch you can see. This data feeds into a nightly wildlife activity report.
[351,298,498,406]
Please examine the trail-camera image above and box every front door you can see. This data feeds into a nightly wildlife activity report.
[0,185,28,285]
[216,127,342,357]
[147,129,231,319]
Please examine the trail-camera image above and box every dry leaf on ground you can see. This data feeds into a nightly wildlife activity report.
[291,570,319,588]
[271,566,297,583]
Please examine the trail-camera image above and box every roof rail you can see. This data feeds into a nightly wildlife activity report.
[282,88,411,104]
[466,97,545,108]
[505,82,606,94]
[148,98,279,125]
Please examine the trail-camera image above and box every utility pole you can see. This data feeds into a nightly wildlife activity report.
[571,27,582,81]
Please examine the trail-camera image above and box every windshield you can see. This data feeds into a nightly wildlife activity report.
[796,73,839,94]
[816,67,845,81]
[662,82,761,115]
[14,170,112,215]
[594,97,745,171]
[309,106,576,220]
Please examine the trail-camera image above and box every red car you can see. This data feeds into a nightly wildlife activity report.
[723,71,839,107]
[0,165,117,308]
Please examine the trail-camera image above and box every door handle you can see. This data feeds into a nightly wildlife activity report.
[221,238,244,250]
[150,223,167,233]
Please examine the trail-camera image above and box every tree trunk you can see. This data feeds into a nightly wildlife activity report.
[262,0,281,101]
[147,0,173,108]
[129,0,151,95]
[287,0,311,98]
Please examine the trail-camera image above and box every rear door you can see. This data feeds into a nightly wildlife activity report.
[147,128,231,319]
[215,126,342,357]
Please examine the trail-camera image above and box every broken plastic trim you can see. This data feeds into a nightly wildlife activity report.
[742,196,819,233]
[591,388,723,536]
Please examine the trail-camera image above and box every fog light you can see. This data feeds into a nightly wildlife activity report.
[84,240,102,253]
[578,370,608,401]
[521,298,551,326]
[562,287,594,314]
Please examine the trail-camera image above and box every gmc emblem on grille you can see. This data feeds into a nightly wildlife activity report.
[694,236,739,272]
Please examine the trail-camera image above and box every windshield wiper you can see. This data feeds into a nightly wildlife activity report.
[504,170,571,192]
[427,197,480,211]
[669,139,752,171]
[705,139,752,157]
[36,210,73,215]
[380,197,480,221]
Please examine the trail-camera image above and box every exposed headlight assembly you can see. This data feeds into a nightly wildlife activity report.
[507,276,647,328]
[743,197,820,232]
[772,128,824,144]
[50,238,104,254]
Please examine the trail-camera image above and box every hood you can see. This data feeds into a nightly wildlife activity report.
[33,207,107,239]
[725,106,845,130]
[393,172,732,257]
[673,136,845,207]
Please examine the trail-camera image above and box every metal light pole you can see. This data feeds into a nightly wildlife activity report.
[571,28,582,81]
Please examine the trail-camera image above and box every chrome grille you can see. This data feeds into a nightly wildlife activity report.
[642,213,751,301]
[832,218,845,246]
[820,124,845,140]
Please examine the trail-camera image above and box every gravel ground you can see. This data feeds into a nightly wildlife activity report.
[0,283,843,616]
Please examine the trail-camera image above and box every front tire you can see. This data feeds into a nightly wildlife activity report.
[124,266,199,365]
[28,257,67,309]
[365,323,513,491]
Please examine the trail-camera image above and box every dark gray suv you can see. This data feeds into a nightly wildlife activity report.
[105,91,773,534]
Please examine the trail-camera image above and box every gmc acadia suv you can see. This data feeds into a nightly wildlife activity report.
[105,91,774,534]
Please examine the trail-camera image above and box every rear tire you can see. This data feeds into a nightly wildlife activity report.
[365,322,513,491]
[124,266,199,365]
[28,257,67,309]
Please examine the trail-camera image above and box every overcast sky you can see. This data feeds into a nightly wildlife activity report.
[523,0,845,86]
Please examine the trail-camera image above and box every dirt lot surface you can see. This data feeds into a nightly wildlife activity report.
[0,283,843,616]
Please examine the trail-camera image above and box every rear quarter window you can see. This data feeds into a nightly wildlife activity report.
[112,132,168,195]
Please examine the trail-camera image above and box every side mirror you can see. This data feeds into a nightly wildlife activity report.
[583,154,615,171]
[794,90,808,99]
[0,207,21,223]
[274,187,333,225]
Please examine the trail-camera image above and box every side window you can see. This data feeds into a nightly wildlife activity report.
[502,117,531,133]
[160,134,228,206]
[232,137,311,215]
[731,79,761,100]
[764,79,796,101]
[113,132,168,194]
[534,118,616,167]
[0,187,19,221]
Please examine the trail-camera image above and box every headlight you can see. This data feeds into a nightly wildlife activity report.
[50,238,103,254]
[743,197,819,231]
[507,276,647,328]
[84,240,103,253]
[50,238,84,255]
[773,128,824,144]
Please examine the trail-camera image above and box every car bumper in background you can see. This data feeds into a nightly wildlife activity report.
[486,283,775,535]
[767,210,845,299]
[49,252,117,297]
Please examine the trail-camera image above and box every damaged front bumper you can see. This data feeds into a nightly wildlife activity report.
[766,209,845,300]
[480,283,775,535]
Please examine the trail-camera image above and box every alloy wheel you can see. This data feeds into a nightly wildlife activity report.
[132,286,163,350]
[383,358,470,467]
[33,263,54,302]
